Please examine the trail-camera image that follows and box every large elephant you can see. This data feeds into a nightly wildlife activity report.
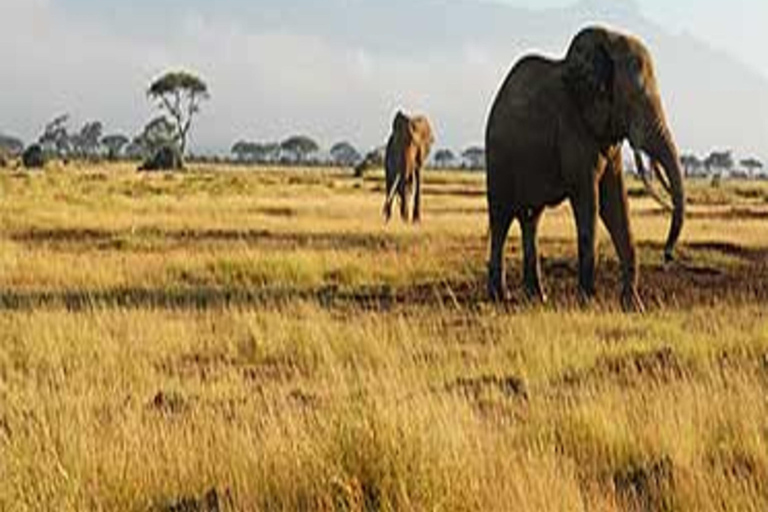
[485,26,685,311]
[383,111,434,223]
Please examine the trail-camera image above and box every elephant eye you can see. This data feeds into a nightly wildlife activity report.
[633,70,645,90]
[628,58,645,89]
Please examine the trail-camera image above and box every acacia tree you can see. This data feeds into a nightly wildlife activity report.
[462,146,486,170]
[434,149,455,168]
[71,121,103,159]
[740,157,763,178]
[280,135,319,164]
[704,150,734,176]
[147,71,209,156]
[39,114,72,158]
[329,141,361,167]
[101,134,129,161]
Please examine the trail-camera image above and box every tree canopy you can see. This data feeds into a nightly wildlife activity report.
[329,141,361,167]
[38,114,71,157]
[147,70,209,157]
[704,150,734,173]
[434,149,455,167]
[462,146,485,169]
[280,135,319,163]
[101,134,130,160]
[71,121,103,159]
[0,133,24,156]
[740,157,764,175]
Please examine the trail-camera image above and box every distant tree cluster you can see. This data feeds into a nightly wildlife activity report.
[231,136,364,167]
[679,150,764,180]
[429,146,486,170]
[27,113,130,164]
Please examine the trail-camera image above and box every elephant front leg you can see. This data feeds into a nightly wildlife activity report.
[400,176,412,222]
[599,160,644,312]
[412,167,422,223]
[570,184,598,304]
[521,208,547,303]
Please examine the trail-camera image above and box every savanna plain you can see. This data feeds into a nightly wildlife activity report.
[1,162,768,511]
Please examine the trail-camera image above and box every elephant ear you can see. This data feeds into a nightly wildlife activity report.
[564,28,617,139]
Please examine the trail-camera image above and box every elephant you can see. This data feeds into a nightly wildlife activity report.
[383,111,434,223]
[485,26,685,312]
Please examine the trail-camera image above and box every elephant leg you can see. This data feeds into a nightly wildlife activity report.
[488,204,515,301]
[569,184,598,303]
[412,167,422,223]
[399,175,410,222]
[521,207,546,303]
[599,161,644,313]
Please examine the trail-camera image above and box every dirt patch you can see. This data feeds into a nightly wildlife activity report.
[155,351,301,385]
[561,347,692,388]
[614,456,677,512]
[253,206,297,217]
[158,487,231,512]
[445,374,528,401]
[637,206,768,221]
[149,390,190,415]
[10,227,405,251]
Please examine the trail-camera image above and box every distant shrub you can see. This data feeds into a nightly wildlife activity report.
[22,144,45,169]
[138,145,183,172]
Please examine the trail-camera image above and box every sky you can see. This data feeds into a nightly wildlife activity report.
[0,0,766,161]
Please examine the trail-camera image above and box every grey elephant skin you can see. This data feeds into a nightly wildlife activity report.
[383,111,434,223]
[485,26,685,312]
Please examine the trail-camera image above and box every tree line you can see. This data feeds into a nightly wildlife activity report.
[680,150,764,179]
[0,67,763,177]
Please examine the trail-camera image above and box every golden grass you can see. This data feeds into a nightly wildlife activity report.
[1,163,768,510]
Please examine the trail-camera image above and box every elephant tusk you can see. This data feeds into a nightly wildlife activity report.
[651,159,673,197]
[384,172,401,212]
[634,150,673,211]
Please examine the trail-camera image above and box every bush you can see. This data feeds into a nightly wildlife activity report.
[22,144,45,169]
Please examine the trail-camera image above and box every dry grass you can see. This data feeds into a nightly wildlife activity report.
[1,162,768,510]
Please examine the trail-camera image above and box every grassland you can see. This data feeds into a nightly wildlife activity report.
[1,162,767,511]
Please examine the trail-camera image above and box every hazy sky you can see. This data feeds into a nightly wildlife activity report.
[499,0,768,76]
[0,0,766,160]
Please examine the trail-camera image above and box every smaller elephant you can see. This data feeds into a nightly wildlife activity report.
[383,111,434,223]
[138,145,183,172]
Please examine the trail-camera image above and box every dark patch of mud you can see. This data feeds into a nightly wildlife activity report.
[10,227,406,251]
[155,351,303,385]
[559,347,693,389]
[614,456,678,512]
[0,238,765,312]
[445,374,528,401]
[637,206,768,221]
[157,488,232,512]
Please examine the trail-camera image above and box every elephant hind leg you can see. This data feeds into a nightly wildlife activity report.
[488,204,516,301]
[521,208,547,303]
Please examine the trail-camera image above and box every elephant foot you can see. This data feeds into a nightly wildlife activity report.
[577,287,595,309]
[487,266,509,302]
[621,287,645,314]
[524,283,548,305]
[489,286,511,303]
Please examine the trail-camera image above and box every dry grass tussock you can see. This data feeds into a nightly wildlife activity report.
[1,163,768,510]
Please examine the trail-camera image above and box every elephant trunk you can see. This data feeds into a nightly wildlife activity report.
[641,120,686,262]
